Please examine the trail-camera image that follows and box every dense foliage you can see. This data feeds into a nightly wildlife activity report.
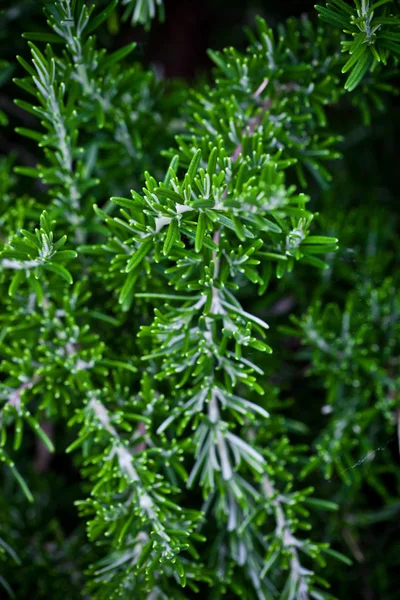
[0,0,399,598]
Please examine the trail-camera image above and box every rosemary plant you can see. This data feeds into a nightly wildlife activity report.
[0,0,399,598]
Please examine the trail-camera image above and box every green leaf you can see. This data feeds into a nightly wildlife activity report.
[0,538,21,565]
[111,196,138,210]
[163,217,179,255]
[53,235,68,251]
[195,213,206,253]
[371,0,393,8]
[303,236,339,245]
[164,155,179,186]
[187,149,202,183]
[380,39,400,54]
[315,6,351,29]
[156,187,184,203]
[341,46,364,73]
[22,32,63,43]
[345,51,372,91]
[14,127,42,142]
[14,166,40,178]
[207,147,218,177]
[51,250,78,262]
[322,547,353,566]
[8,461,34,503]
[8,271,25,297]
[39,211,51,234]
[102,41,137,67]
[16,55,36,77]
[302,255,328,269]
[373,17,400,25]
[86,0,119,34]
[126,240,153,272]
[304,497,338,511]
[25,415,55,452]
[43,262,73,284]
[331,0,354,14]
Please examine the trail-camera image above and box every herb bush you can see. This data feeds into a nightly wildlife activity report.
[0,0,399,598]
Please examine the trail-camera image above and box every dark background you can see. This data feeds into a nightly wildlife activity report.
[136,0,318,77]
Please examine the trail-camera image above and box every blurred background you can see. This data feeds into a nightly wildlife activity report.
[138,0,317,77]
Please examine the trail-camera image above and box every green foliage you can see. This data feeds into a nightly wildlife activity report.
[2,210,77,287]
[293,277,400,483]
[183,16,343,186]
[0,0,399,598]
[121,0,164,29]
[316,0,400,89]
[13,0,177,234]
